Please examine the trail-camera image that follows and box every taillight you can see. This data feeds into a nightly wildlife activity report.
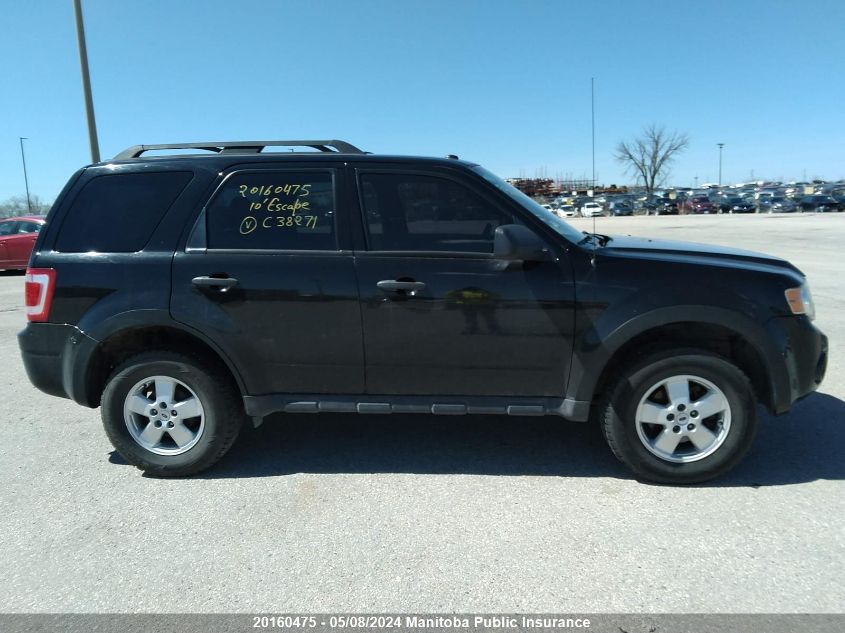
[24,268,56,322]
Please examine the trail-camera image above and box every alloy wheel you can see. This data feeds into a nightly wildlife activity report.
[635,374,731,463]
[123,376,205,455]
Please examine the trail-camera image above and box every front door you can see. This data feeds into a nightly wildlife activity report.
[171,165,364,396]
[353,168,575,397]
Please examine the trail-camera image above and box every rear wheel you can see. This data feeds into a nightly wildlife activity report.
[101,351,244,476]
[599,350,757,484]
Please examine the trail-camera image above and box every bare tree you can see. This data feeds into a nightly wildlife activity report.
[0,195,51,218]
[615,125,689,196]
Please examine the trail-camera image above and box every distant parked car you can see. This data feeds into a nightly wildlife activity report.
[650,197,679,215]
[799,195,839,213]
[786,183,812,198]
[768,197,797,213]
[0,216,45,270]
[683,196,716,214]
[641,197,659,213]
[556,205,577,218]
[756,196,775,212]
[718,197,756,214]
[608,201,633,216]
[580,202,604,217]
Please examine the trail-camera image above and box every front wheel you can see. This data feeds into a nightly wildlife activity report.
[101,351,244,477]
[599,351,757,484]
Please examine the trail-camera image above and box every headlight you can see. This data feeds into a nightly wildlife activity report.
[785,283,815,320]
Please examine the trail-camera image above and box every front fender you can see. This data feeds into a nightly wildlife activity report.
[566,304,790,412]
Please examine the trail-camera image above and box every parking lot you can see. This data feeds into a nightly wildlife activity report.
[0,213,842,613]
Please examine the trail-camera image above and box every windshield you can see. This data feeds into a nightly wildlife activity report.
[472,166,584,243]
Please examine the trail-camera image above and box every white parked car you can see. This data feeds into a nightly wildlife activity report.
[556,205,577,218]
[580,202,604,217]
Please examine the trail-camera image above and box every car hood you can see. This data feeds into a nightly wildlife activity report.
[597,234,803,275]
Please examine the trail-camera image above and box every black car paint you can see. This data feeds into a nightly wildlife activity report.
[19,153,827,423]
[799,195,840,213]
[718,198,757,214]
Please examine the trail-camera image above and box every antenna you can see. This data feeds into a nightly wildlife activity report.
[591,77,596,237]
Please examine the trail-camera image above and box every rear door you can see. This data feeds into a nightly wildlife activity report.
[171,164,365,396]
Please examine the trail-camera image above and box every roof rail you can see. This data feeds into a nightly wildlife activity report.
[113,139,363,160]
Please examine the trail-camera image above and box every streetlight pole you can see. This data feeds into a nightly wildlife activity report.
[19,137,32,213]
[590,77,596,190]
[73,0,100,163]
[717,143,725,186]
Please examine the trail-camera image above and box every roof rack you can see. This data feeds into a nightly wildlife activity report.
[113,139,364,160]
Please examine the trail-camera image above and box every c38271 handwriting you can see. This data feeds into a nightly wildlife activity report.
[239,214,319,235]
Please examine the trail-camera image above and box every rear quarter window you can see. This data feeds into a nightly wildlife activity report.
[55,171,192,253]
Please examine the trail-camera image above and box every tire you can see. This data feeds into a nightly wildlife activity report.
[101,351,244,477]
[598,350,757,484]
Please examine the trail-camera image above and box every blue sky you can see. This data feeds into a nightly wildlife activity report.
[1,0,843,203]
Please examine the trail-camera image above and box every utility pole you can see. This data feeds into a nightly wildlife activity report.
[590,77,596,190]
[19,137,32,213]
[73,0,100,163]
[717,143,725,186]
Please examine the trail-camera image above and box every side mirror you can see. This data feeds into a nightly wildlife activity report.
[493,224,548,261]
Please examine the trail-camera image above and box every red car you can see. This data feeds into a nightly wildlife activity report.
[0,215,45,270]
[682,196,716,214]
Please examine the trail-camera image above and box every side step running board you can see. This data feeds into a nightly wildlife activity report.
[243,394,591,423]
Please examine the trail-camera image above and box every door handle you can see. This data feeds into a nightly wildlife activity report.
[377,280,426,293]
[192,275,239,291]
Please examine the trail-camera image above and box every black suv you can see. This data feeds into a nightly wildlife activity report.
[19,140,827,483]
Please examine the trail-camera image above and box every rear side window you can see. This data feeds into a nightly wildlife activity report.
[205,171,335,250]
[55,172,192,253]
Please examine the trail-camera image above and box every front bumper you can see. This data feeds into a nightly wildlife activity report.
[769,315,827,414]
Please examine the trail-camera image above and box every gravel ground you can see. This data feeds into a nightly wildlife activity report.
[0,212,842,613]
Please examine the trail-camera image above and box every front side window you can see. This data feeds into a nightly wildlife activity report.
[206,171,335,250]
[471,166,584,243]
[359,172,513,253]
[18,221,41,234]
[0,222,16,236]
